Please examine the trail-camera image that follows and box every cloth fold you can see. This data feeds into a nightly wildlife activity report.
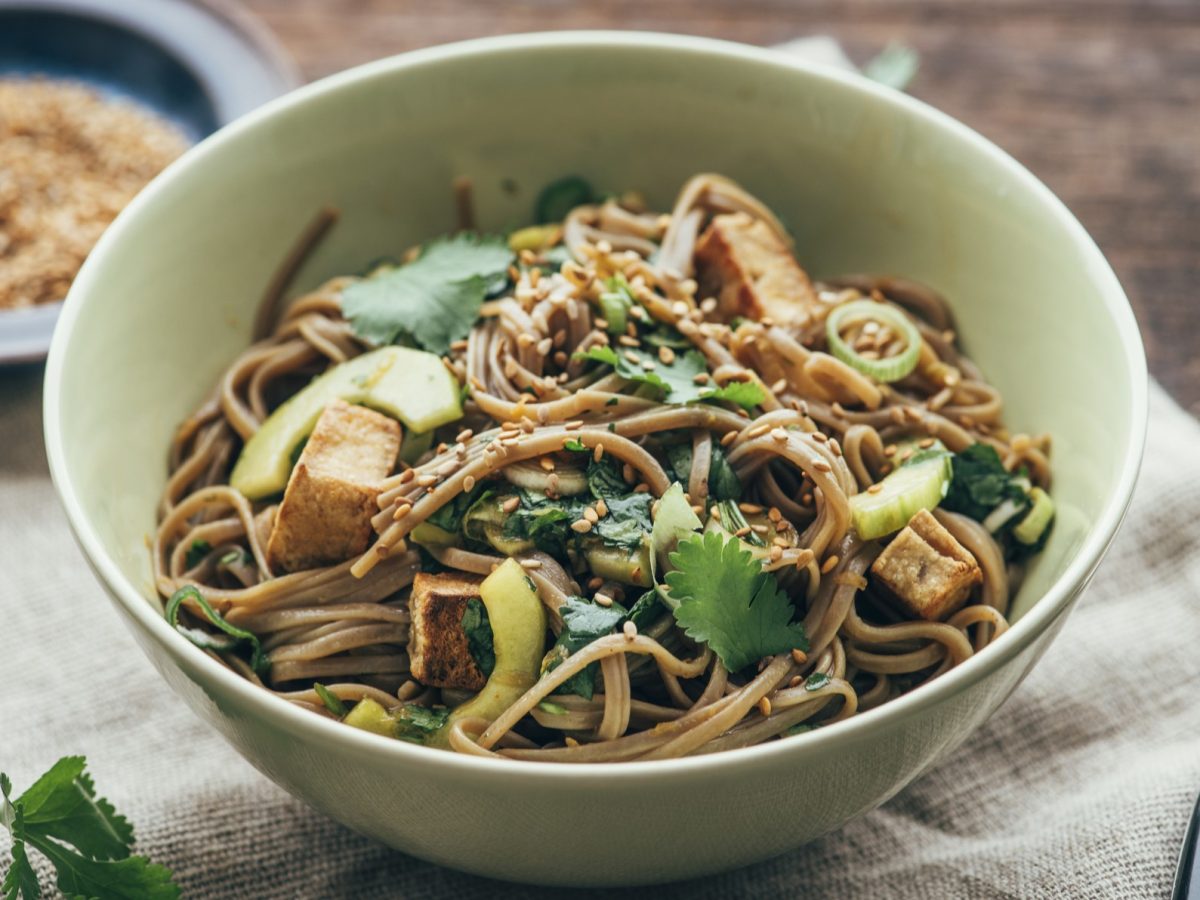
[2,366,1196,898]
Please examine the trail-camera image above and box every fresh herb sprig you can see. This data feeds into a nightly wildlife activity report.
[1,757,180,899]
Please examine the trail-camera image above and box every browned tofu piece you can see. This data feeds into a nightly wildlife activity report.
[408,572,487,691]
[266,400,401,573]
[871,509,983,621]
[694,212,821,326]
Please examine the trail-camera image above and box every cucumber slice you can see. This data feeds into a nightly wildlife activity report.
[1012,487,1055,545]
[850,453,952,540]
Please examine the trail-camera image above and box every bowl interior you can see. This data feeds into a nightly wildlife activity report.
[51,34,1141,701]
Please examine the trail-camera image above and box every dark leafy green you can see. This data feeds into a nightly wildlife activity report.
[427,482,490,534]
[166,586,269,676]
[1,757,180,899]
[546,595,628,699]
[183,540,211,569]
[942,444,1029,521]
[313,683,348,717]
[575,345,764,411]
[341,233,513,355]
[665,442,742,502]
[535,176,595,223]
[460,597,496,678]
[392,705,451,744]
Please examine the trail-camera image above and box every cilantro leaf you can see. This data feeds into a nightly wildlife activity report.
[666,531,809,673]
[576,345,764,410]
[341,233,513,355]
[943,444,1029,521]
[1,758,180,900]
[393,705,451,743]
[17,758,131,862]
[460,597,496,678]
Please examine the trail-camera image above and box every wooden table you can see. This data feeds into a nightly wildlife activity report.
[246,0,1200,413]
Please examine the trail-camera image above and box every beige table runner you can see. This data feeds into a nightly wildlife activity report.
[2,362,1197,898]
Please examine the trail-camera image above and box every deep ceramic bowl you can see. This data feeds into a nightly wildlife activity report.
[44,33,1146,886]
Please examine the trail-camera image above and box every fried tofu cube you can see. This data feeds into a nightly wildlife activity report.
[266,400,401,573]
[871,509,983,621]
[408,572,488,691]
[694,212,821,326]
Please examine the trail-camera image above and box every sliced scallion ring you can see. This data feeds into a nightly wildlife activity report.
[825,300,921,383]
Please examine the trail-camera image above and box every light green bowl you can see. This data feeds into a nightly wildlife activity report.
[43,32,1146,886]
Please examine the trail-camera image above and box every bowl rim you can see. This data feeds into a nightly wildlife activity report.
[43,30,1148,783]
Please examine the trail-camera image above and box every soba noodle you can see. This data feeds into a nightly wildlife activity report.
[154,174,1051,762]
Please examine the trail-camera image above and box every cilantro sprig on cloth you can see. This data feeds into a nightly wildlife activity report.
[666,531,809,673]
[342,233,513,355]
[1,757,180,899]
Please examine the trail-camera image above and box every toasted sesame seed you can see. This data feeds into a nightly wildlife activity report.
[553,329,567,349]
[393,502,413,520]
[634,482,650,493]
[583,507,599,524]
[565,736,580,748]
[517,332,536,349]
[521,558,542,569]
[751,524,768,535]
[771,427,789,443]
[747,424,770,439]
[734,526,751,538]
[399,469,415,484]
[463,475,476,492]
[417,474,438,487]
[773,536,790,548]
[789,675,804,688]
[554,350,568,367]
[757,696,772,717]
[768,507,782,522]
[502,496,521,514]
[658,345,676,365]
[623,621,638,641]
[565,419,583,430]
[537,405,551,424]
[711,506,722,521]
[623,350,641,365]
[867,483,883,494]
[829,439,842,457]
[813,460,833,473]
[739,502,763,514]
[571,519,593,534]
[501,420,520,432]
[595,498,608,517]
[595,592,613,607]
[720,430,738,446]
[436,442,449,455]
[593,443,605,463]
[521,418,535,433]
[436,461,459,477]
[791,648,808,665]
[821,555,840,574]
[884,444,897,457]
[641,359,657,371]
[919,437,935,449]
[671,300,690,318]
[546,473,560,494]
[622,464,635,483]
[693,372,710,385]
[539,457,555,472]
[587,576,604,590]
[811,431,828,443]
[769,546,783,562]
[618,334,640,347]
[770,378,787,394]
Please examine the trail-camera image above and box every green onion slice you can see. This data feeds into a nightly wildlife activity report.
[1012,487,1055,545]
[825,300,921,383]
[166,584,270,675]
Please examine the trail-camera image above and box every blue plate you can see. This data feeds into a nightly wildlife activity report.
[0,0,300,363]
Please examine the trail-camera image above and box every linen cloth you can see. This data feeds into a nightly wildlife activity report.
[3,368,1198,899]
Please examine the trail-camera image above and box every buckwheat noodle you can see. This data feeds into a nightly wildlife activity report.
[154,174,1050,761]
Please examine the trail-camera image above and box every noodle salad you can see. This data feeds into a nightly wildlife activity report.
[154,174,1053,762]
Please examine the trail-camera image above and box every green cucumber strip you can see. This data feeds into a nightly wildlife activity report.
[850,454,952,540]
[1012,487,1055,545]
